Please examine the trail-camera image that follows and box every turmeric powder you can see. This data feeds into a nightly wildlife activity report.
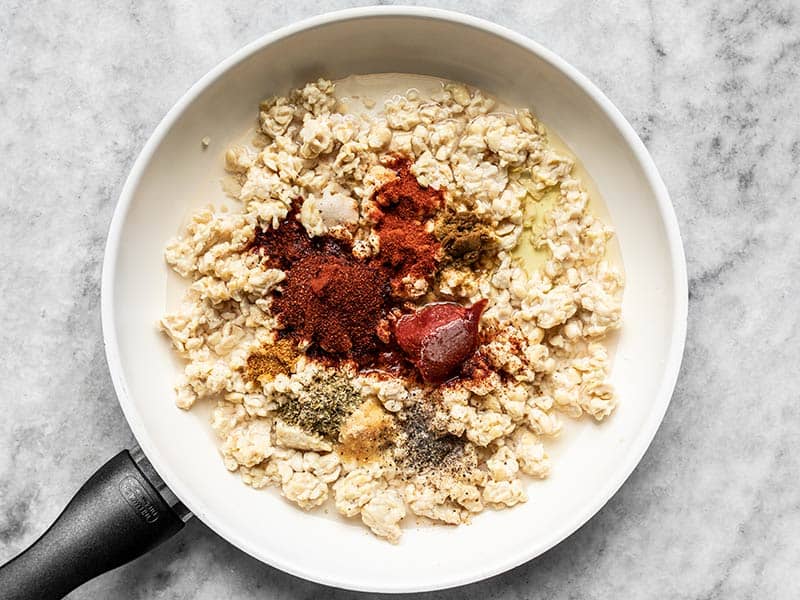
[245,339,300,383]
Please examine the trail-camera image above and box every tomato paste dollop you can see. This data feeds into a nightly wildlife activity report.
[394,300,487,382]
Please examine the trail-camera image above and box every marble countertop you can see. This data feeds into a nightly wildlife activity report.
[1,1,798,598]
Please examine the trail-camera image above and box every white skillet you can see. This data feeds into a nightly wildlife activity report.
[0,8,687,597]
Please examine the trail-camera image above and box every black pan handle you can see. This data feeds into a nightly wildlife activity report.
[0,449,190,600]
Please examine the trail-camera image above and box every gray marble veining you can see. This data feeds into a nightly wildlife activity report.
[1,0,799,598]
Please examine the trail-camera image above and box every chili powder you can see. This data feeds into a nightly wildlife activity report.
[373,158,442,295]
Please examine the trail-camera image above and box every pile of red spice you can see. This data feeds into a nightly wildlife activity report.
[250,157,484,379]
[252,203,389,363]
[372,158,442,295]
[278,256,389,360]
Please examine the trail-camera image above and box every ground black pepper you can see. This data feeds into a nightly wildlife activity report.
[397,404,465,473]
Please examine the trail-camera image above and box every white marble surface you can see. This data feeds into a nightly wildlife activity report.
[1,0,798,597]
